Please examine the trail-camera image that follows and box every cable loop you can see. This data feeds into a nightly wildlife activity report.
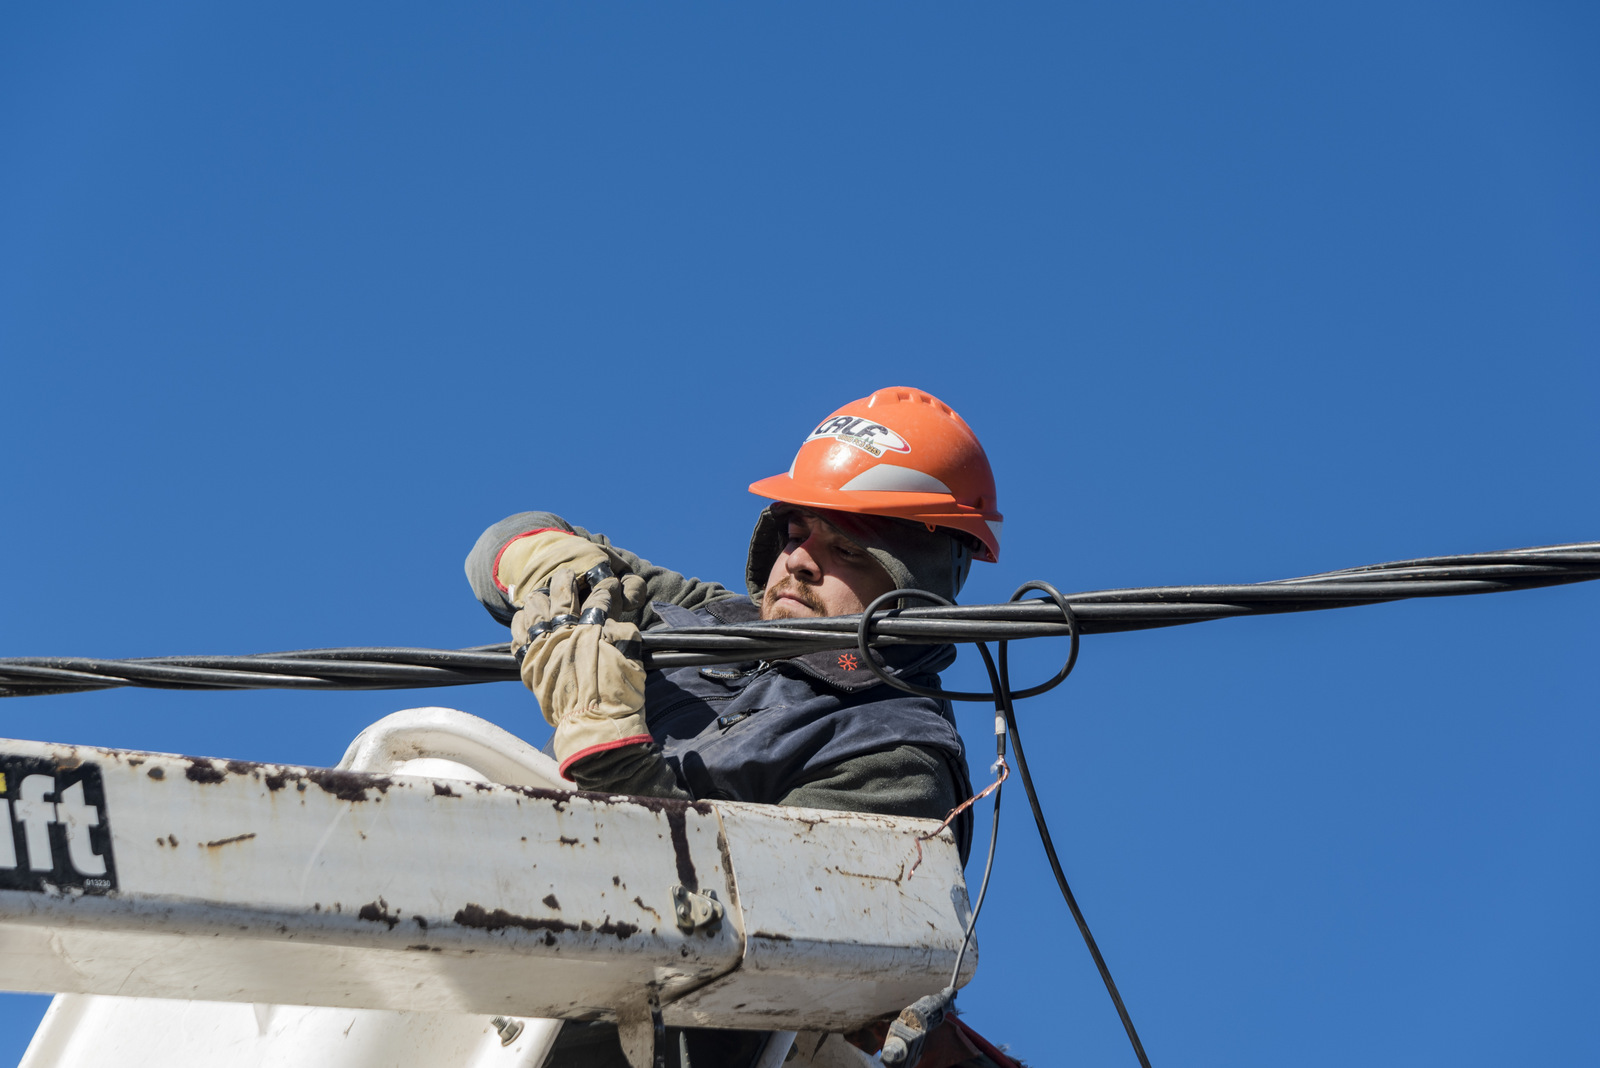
[855,586,1084,705]
[999,580,1081,701]
[856,588,1005,702]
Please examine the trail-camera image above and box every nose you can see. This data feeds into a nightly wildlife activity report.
[784,536,823,583]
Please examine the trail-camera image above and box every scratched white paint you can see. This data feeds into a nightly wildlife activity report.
[1,708,971,1060]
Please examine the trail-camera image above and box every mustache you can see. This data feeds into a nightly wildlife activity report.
[763,578,825,614]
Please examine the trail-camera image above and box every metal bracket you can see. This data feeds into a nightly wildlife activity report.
[671,884,724,932]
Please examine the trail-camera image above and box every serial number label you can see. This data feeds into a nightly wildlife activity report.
[0,758,117,894]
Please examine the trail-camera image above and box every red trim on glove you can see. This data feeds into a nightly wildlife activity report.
[556,735,655,779]
[491,528,569,593]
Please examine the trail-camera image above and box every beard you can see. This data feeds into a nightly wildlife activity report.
[760,578,826,620]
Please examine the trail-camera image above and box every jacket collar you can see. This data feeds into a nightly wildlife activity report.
[786,639,955,693]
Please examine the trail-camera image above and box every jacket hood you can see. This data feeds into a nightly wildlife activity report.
[745,504,973,606]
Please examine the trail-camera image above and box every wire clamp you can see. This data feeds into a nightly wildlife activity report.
[879,986,954,1066]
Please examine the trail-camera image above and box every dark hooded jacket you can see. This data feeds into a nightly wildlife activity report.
[466,512,974,859]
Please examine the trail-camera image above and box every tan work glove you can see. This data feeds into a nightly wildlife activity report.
[514,567,651,778]
[496,529,629,610]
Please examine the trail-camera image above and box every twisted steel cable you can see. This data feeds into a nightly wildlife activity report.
[3,541,1596,698]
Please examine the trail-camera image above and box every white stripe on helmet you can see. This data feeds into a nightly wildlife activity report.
[839,465,953,494]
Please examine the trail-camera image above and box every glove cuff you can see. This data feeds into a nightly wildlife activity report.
[492,528,568,593]
[556,732,654,780]
[496,529,619,606]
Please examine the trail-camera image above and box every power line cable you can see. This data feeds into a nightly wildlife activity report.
[3,541,1595,697]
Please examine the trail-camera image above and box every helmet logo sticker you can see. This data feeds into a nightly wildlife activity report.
[805,416,911,458]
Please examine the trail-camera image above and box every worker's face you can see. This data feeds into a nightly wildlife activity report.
[761,511,896,620]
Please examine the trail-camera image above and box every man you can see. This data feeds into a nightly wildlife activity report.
[464,387,1004,858]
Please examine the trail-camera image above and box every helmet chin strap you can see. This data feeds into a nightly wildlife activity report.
[951,537,974,598]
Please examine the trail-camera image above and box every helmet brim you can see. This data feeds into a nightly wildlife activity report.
[749,473,1001,563]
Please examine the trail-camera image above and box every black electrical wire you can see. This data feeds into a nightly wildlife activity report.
[853,589,1012,995]
[861,586,1151,1066]
[996,585,1151,1068]
[860,591,1013,1068]
[950,639,1009,993]
[2,540,1597,697]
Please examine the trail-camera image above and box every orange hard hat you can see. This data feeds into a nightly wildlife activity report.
[749,387,1003,563]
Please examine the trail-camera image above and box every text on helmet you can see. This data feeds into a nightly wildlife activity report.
[804,416,911,458]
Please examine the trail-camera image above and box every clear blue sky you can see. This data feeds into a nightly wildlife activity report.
[2,4,1596,1065]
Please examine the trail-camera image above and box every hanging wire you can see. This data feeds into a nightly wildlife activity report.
[949,641,1009,993]
[859,584,1151,1066]
[996,583,1151,1068]
[853,589,1016,994]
